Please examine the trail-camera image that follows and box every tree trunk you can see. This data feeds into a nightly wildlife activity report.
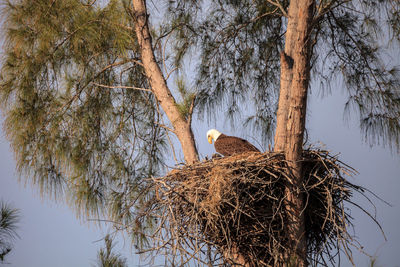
[274,0,315,266]
[132,0,199,164]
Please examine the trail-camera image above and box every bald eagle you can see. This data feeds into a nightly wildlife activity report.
[207,129,260,156]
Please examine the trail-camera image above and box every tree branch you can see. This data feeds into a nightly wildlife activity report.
[266,0,288,17]
[132,0,199,164]
[92,82,152,92]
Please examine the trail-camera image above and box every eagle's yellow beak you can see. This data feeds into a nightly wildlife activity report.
[208,136,213,144]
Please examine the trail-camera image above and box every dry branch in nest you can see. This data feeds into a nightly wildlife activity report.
[135,150,379,266]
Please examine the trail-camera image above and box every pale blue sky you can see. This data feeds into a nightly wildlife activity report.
[1,87,399,266]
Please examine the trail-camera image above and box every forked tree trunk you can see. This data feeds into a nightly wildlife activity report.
[274,0,315,266]
[134,0,314,264]
[132,0,199,164]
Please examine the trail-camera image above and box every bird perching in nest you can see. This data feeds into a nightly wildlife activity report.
[207,129,260,156]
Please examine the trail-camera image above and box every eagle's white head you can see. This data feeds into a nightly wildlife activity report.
[207,129,222,144]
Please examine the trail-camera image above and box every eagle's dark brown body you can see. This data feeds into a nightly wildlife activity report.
[214,134,260,156]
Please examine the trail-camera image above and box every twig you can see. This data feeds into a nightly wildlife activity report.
[92,82,152,92]
[266,0,288,17]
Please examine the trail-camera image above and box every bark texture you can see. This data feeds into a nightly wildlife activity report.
[274,0,298,151]
[274,0,315,266]
[132,0,199,164]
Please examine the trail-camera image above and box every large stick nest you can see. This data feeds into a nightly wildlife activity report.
[136,150,376,266]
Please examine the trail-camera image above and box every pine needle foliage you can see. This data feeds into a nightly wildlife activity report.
[94,235,128,267]
[163,0,400,148]
[0,201,19,262]
[0,0,167,234]
[175,76,196,120]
